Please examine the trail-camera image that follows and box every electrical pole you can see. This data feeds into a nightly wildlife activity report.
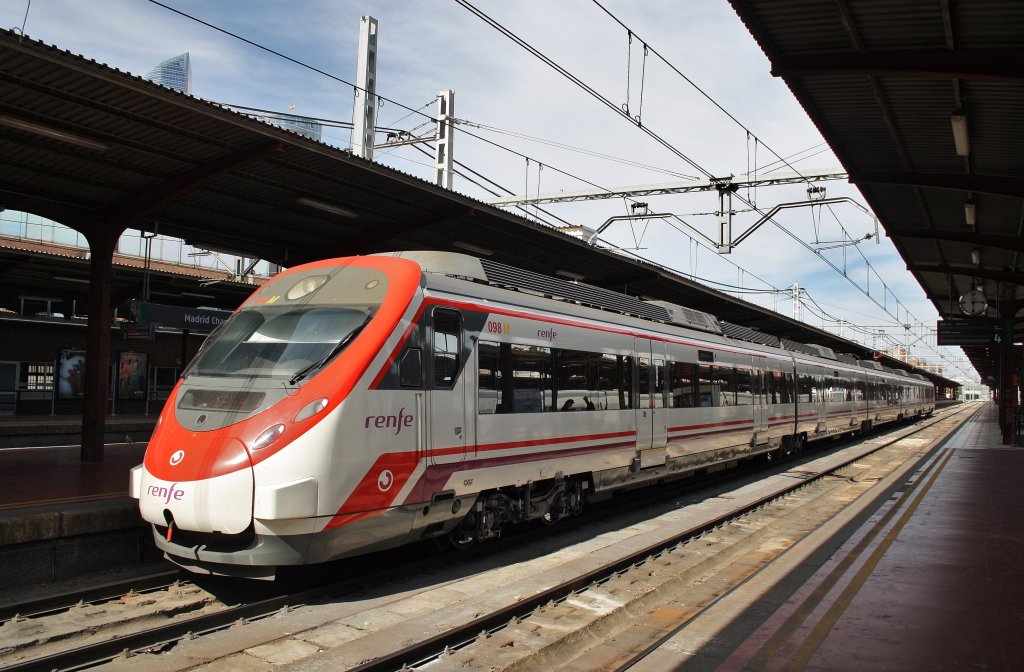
[435,90,455,188]
[352,16,378,161]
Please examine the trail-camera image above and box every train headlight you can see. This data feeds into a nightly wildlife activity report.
[294,398,329,422]
[251,424,286,451]
[286,275,328,300]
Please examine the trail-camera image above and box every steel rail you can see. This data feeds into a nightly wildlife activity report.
[2,405,970,672]
[612,403,982,672]
[0,569,181,623]
[347,405,975,672]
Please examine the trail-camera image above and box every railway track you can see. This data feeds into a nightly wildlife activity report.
[390,404,977,672]
[0,405,972,671]
[0,570,181,624]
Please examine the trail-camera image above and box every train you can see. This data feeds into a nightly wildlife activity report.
[130,251,934,579]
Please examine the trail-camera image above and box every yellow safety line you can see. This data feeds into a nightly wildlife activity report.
[741,444,954,669]
[783,445,958,669]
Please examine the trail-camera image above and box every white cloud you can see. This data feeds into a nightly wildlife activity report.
[0,0,973,378]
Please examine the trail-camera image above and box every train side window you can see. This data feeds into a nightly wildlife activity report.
[597,353,632,410]
[782,372,795,403]
[635,357,667,409]
[653,358,667,408]
[511,344,552,412]
[479,341,517,414]
[697,364,715,407]
[554,349,595,411]
[432,309,461,388]
[671,361,698,408]
[399,348,422,387]
[621,355,634,409]
[718,366,737,406]
[766,370,777,404]
[798,374,814,402]
[638,357,651,408]
[735,366,753,406]
[780,371,791,404]
[478,341,498,414]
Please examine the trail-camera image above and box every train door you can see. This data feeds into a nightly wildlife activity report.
[429,308,466,465]
[636,339,668,468]
[752,355,769,444]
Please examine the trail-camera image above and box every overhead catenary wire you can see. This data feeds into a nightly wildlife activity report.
[453,0,715,182]
[454,120,700,180]
[454,0,949,370]
[143,0,968,377]
[143,0,654,215]
[581,2,937,328]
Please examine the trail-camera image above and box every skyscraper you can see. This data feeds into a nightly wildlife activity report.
[145,53,192,94]
[260,113,323,142]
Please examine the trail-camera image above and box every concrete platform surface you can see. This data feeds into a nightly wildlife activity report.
[696,403,1024,672]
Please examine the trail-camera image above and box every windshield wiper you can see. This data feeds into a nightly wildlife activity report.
[288,314,373,386]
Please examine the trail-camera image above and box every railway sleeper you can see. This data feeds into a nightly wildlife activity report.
[449,476,590,546]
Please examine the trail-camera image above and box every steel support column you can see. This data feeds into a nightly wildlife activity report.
[996,299,1020,445]
[81,227,120,462]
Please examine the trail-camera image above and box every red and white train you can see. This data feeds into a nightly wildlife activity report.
[131,251,934,578]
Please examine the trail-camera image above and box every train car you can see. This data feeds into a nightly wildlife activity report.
[130,251,933,578]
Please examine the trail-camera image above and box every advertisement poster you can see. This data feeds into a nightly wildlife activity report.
[57,348,86,399]
[118,351,148,400]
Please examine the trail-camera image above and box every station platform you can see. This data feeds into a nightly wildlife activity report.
[0,412,157,449]
[0,418,155,592]
[682,402,1024,671]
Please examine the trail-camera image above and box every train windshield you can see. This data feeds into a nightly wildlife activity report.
[186,306,373,380]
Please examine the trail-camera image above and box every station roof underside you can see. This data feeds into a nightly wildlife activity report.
[728,0,1023,382]
[0,29,957,388]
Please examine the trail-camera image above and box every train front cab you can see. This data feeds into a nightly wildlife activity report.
[131,255,432,577]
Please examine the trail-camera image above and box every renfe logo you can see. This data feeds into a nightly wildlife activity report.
[365,407,414,436]
[537,327,558,341]
[147,483,185,504]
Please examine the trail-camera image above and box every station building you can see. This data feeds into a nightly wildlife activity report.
[0,212,273,416]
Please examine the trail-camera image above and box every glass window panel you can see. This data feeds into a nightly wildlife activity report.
[510,344,552,412]
[433,309,461,388]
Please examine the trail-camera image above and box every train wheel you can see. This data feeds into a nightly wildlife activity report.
[446,511,480,549]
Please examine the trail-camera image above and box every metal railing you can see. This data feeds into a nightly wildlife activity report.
[0,212,275,278]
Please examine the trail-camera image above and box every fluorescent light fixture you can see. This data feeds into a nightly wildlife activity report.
[951,111,970,157]
[555,269,585,281]
[964,200,976,227]
[452,241,493,256]
[54,275,91,284]
[296,196,359,219]
[181,291,216,299]
[0,114,109,151]
[971,247,981,266]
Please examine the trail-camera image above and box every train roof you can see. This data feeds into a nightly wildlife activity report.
[381,251,932,386]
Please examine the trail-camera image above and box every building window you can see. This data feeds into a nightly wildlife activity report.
[22,362,54,391]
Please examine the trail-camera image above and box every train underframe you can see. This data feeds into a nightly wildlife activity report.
[153,410,928,578]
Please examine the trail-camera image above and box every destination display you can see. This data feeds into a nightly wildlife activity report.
[936,318,1011,346]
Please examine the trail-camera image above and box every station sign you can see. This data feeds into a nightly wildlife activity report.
[134,301,231,334]
[936,318,1011,346]
[121,324,155,341]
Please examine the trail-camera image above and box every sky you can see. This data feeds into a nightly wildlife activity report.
[0,0,977,380]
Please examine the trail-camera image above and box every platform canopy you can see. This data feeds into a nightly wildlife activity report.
[0,29,956,380]
[728,0,1023,382]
